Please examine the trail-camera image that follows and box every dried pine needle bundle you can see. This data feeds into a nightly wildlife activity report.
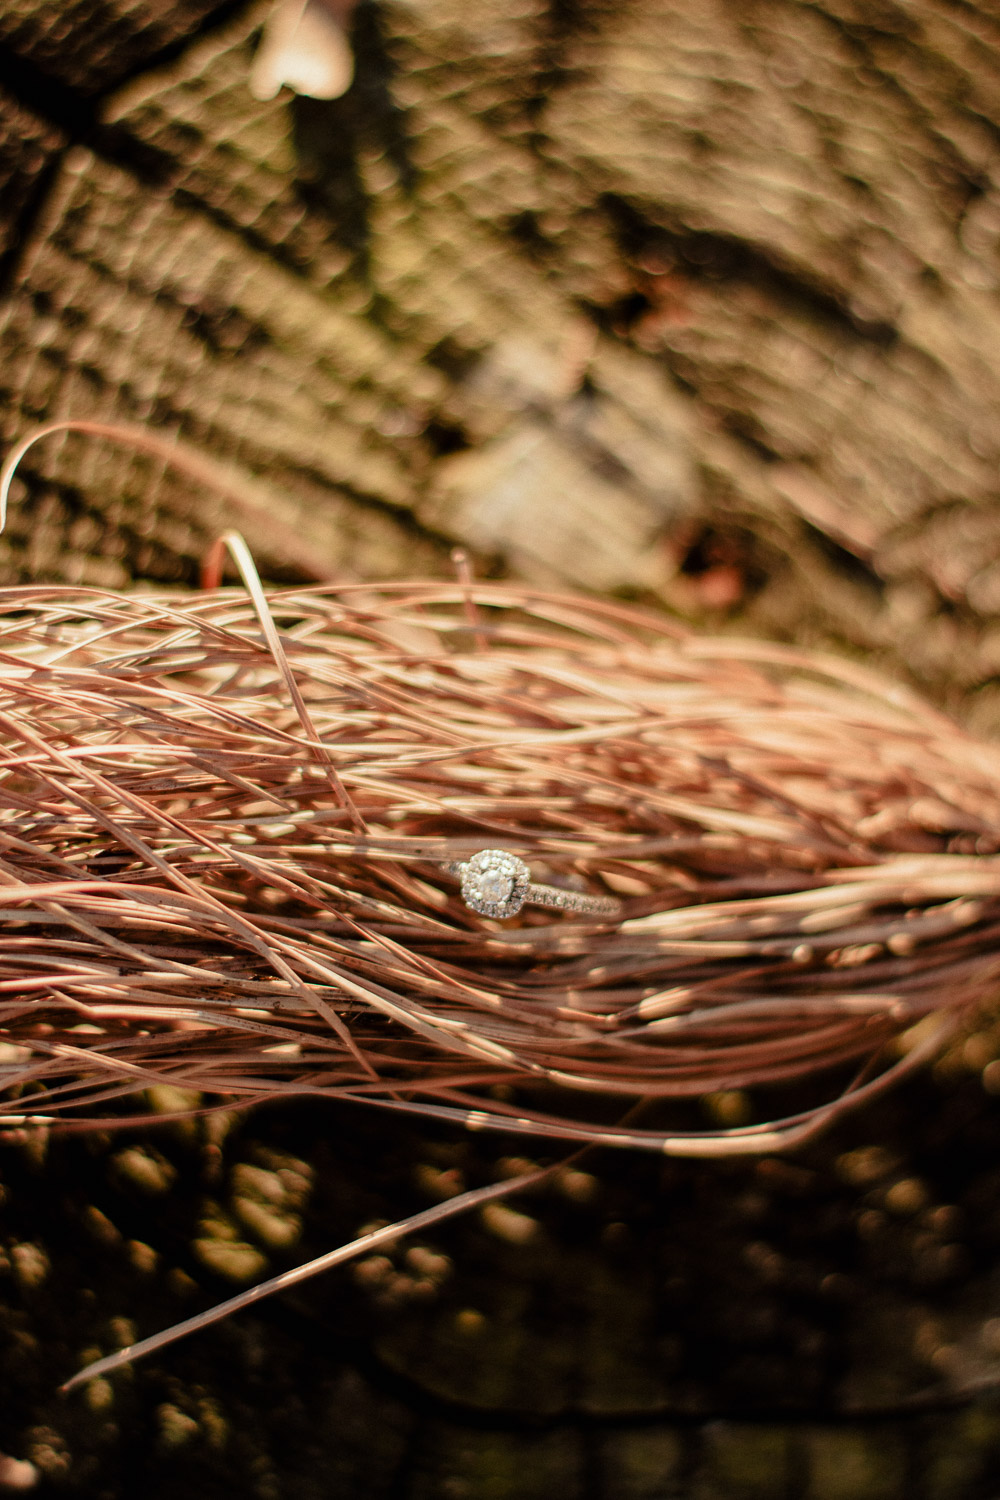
[1,520,999,1164]
[6,423,1000,1385]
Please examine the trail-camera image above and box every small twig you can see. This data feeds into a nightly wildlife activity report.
[451,547,489,652]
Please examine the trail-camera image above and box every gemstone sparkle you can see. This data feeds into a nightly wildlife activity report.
[459,849,531,918]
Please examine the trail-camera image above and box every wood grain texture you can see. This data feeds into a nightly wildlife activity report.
[3,0,1000,701]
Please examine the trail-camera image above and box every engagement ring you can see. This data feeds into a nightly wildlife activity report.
[445,848,622,920]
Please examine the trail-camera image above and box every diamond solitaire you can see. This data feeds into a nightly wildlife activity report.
[459,849,531,918]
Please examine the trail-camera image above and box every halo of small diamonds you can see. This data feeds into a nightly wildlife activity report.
[459,849,531,918]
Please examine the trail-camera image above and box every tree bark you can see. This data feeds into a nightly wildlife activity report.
[2,2,1000,1495]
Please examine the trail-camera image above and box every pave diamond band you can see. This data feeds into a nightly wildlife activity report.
[445,848,622,920]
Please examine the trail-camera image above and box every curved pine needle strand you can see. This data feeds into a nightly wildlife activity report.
[61,1164,551,1391]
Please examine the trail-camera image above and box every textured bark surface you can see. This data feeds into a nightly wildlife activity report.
[3,1,1000,1495]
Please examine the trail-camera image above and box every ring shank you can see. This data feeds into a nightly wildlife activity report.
[525,881,621,916]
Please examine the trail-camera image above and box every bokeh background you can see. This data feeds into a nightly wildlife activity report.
[3,2,1000,1495]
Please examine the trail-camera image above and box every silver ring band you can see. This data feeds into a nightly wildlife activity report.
[444,849,622,920]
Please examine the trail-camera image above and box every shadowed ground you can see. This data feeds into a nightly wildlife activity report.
[3,1,1000,1494]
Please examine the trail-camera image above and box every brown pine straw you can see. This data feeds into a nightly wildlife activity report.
[3,421,1000,1385]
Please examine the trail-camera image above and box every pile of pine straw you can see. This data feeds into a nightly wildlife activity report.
[2,505,1000,1163]
[5,422,1000,1379]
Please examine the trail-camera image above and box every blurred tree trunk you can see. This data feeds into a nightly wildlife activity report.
[3,2,1000,1496]
[3,1,1000,708]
